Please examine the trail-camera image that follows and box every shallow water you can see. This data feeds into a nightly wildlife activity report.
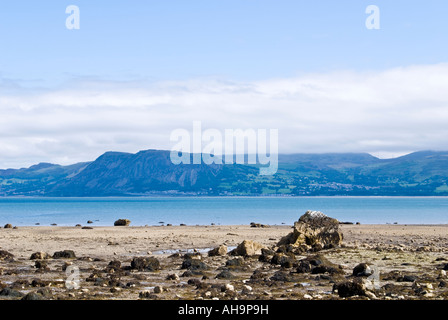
[0,196,447,226]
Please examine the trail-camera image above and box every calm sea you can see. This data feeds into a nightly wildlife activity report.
[0,197,447,226]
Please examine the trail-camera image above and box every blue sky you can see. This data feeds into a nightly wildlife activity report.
[1,1,448,168]
[0,1,446,84]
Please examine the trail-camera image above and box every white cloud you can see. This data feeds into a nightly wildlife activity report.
[1,63,448,168]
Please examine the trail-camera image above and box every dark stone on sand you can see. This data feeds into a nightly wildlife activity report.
[216,270,235,279]
[21,292,45,300]
[82,226,93,229]
[296,260,312,273]
[0,287,24,297]
[187,278,202,286]
[53,250,76,259]
[130,257,160,271]
[30,252,51,260]
[250,269,267,281]
[397,275,417,282]
[271,253,295,268]
[226,258,245,268]
[333,279,366,298]
[181,259,208,271]
[270,271,294,282]
[34,260,48,270]
[114,219,131,226]
[250,222,269,228]
[4,224,12,229]
[0,250,14,261]
[353,263,373,277]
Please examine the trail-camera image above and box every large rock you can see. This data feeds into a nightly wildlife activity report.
[230,240,265,256]
[278,211,343,250]
[114,219,131,226]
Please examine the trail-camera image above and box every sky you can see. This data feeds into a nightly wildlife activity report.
[0,1,448,168]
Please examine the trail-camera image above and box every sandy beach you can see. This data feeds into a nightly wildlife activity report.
[1,223,448,300]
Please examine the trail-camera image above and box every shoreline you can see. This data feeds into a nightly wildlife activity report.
[2,224,448,300]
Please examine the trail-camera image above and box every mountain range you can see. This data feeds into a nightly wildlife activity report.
[1,149,448,196]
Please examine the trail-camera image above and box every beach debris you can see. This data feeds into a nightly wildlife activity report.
[208,245,228,257]
[82,226,93,230]
[0,250,14,262]
[277,210,343,251]
[130,257,160,271]
[230,240,265,256]
[3,224,12,229]
[87,220,93,224]
[114,219,131,226]
[52,250,76,259]
[30,252,51,260]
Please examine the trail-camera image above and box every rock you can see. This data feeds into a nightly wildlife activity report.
[34,260,48,270]
[82,226,93,230]
[277,210,343,250]
[270,271,294,282]
[53,250,76,259]
[216,270,235,279]
[223,284,234,292]
[187,278,202,287]
[303,294,313,300]
[226,258,245,268]
[0,250,14,261]
[250,222,269,228]
[166,274,180,281]
[154,286,163,294]
[105,260,121,273]
[299,255,343,275]
[353,263,374,277]
[130,257,160,271]
[0,287,24,297]
[208,245,228,257]
[333,279,367,298]
[397,275,417,282]
[4,224,12,229]
[139,290,157,299]
[30,252,51,260]
[230,240,265,256]
[181,259,208,271]
[296,260,312,273]
[270,253,294,268]
[21,292,45,300]
[114,219,131,226]
[183,252,202,260]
